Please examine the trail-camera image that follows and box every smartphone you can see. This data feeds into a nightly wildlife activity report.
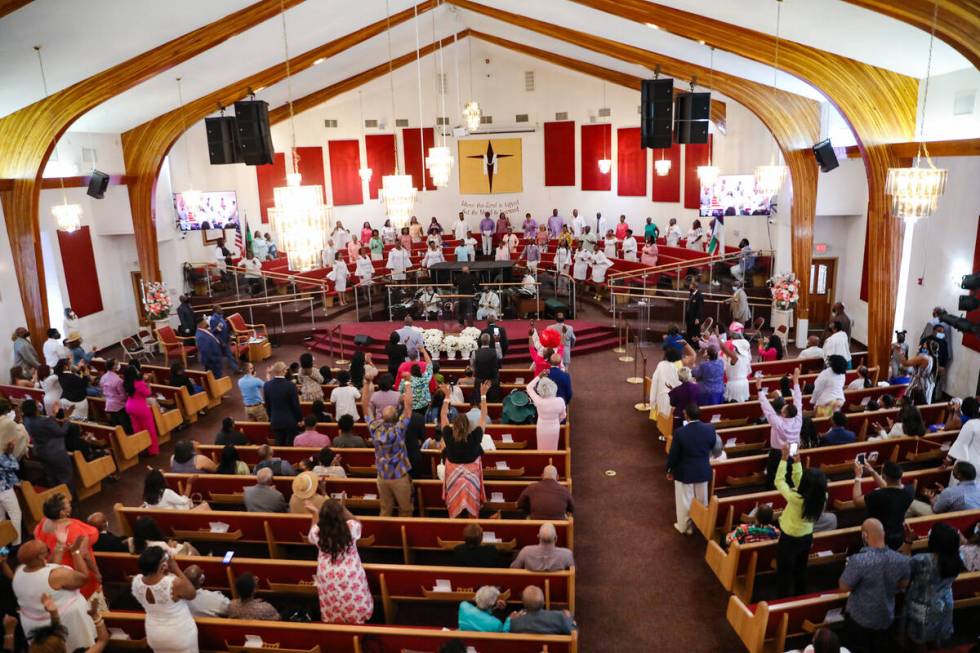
[788,442,798,457]
[0,546,9,557]
[856,453,867,465]
[222,550,235,565]
[868,451,879,463]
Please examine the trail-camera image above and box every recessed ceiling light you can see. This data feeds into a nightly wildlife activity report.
[313,57,325,65]
[645,22,659,29]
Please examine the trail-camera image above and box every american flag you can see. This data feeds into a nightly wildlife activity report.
[234,211,250,258]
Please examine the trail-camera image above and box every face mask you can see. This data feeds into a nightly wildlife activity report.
[935,333,945,340]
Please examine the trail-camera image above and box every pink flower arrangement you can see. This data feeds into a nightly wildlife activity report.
[767,272,800,310]
[142,281,174,320]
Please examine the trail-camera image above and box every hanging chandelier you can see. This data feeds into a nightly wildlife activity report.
[357,91,372,184]
[380,0,416,225]
[753,3,788,197]
[885,1,947,222]
[654,154,672,177]
[267,0,330,272]
[463,101,482,132]
[697,165,720,187]
[598,158,612,175]
[175,78,202,214]
[597,83,612,175]
[425,10,453,188]
[36,46,83,232]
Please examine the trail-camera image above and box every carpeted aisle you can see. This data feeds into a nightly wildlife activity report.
[570,345,743,652]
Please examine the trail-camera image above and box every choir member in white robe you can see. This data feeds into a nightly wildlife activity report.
[603,231,617,258]
[320,239,336,269]
[328,255,351,305]
[571,209,584,237]
[590,251,612,284]
[665,218,682,247]
[354,252,374,285]
[476,290,501,320]
[386,243,411,281]
[495,244,511,261]
[621,231,638,262]
[331,223,351,250]
[453,213,468,241]
[421,242,445,271]
[381,220,397,244]
[572,248,593,281]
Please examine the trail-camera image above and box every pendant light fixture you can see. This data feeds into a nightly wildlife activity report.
[654,151,672,176]
[597,81,612,175]
[425,2,453,188]
[266,0,330,272]
[379,0,417,227]
[36,46,82,233]
[357,91,373,183]
[884,0,947,222]
[754,0,788,197]
[696,47,719,187]
[174,77,202,215]
[462,36,482,132]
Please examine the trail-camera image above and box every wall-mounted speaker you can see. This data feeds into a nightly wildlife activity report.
[674,92,710,144]
[234,100,274,166]
[205,116,243,165]
[641,78,674,149]
[86,169,109,199]
[812,138,840,172]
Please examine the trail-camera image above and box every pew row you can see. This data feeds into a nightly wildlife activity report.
[73,421,152,473]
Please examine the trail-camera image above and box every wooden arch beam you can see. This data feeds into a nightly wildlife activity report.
[843,0,980,72]
[121,1,434,284]
[0,0,32,19]
[563,0,921,371]
[449,0,821,323]
[0,0,306,345]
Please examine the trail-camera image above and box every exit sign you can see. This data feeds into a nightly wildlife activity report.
[815,243,829,254]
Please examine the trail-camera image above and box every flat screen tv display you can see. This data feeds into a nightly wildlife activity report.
[699,174,772,218]
[174,191,239,230]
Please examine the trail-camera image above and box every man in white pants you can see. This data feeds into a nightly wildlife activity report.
[0,439,23,544]
[665,404,721,534]
[479,212,495,257]
[476,289,501,321]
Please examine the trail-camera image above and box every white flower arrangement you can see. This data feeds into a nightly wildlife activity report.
[460,326,482,341]
[422,328,443,354]
[442,334,462,359]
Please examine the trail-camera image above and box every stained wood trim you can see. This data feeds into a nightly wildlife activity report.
[844,138,980,159]
[0,0,32,19]
[0,175,135,191]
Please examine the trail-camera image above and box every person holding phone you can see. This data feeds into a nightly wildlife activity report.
[851,460,914,550]
[757,367,803,490]
[773,443,829,597]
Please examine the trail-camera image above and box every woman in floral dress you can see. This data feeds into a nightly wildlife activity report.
[305,499,373,624]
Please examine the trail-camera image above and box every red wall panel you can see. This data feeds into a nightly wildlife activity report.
[365,134,396,200]
[964,219,980,353]
[254,152,286,224]
[295,146,326,204]
[56,226,103,318]
[651,142,681,203]
[543,121,575,186]
[683,136,713,210]
[581,124,612,191]
[616,127,646,197]
[402,127,436,191]
[327,140,363,206]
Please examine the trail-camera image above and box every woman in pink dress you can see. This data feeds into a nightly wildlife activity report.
[124,365,159,454]
[305,499,373,624]
[526,373,567,451]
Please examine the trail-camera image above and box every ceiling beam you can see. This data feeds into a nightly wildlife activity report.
[845,138,980,159]
[121,1,434,283]
[0,0,32,20]
[468,29,726,128]
[562,0,922,369]
[0,0,307,346]
[843,0,980,71]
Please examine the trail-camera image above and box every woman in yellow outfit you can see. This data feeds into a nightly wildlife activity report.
[773,444,828,597]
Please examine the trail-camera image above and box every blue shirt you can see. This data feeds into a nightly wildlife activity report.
[455,245,473,262]
[0,453,19,493]
[663,334,685,353]
[841,546,911,629]
[933,480,980,513]
[238,374,265,406]
[820,427,856,446]
[458,601,511,632]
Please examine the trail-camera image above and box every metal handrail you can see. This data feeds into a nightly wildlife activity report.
[606,248,774,284]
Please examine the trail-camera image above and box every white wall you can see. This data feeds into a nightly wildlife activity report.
[918,68,980,141]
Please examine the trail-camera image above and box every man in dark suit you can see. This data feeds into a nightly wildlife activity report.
[685,279,704,345]
[482,318,509,359]
[176,295,196,338]
[263,361,302,446]
[87,512,129,552]
[195,317,224,380]
[471,334,500,385]
[666,403,720,535]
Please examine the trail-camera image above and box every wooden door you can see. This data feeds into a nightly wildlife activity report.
[807,257,837,330]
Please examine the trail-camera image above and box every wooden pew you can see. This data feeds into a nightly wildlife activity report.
[0,384,46,409]
[298,400,511,421]
[707,508,980,604]
[95,552,575,622]
[747,352,868,378]
[113,506,573,563]
[234,420,569,450]
[73,421,152,472]
[102,612,579,653]
[70,450,116,500]
[690,466,951,540]
[162,473,570,515]
[140,364,233,409]
[17,481,71,522]
[709,431,960,491]
[726,570,980,653]
[194,445,571,481]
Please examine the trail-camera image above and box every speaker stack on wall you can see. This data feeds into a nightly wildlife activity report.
[234,100,275,166]
[674,92,710,144]
[641,78,674,149]
[86,170,110,199]
[205,116,243,165]
[811,138,840,172]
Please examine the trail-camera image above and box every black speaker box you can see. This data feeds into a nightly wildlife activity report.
[234,100,274,166]
[641,78,674,149]
[86,169,110,199]
[205,116,243,165]
[353,334,373,347]
[812,138,840,173]
[675,120,709,145]
[675,92,710,121]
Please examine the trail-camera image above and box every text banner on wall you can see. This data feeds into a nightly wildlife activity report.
[616,127,647,197]
[327,140,364,206]
[543,121,575,186]
[581,124,612,191]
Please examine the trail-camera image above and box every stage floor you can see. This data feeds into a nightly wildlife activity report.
[336,318,602,341]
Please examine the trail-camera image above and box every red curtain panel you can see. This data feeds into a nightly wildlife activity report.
[860,228,870,302]
[683,136,713,210]
[651,142,682,203]
[327,140,363,206]
[543,121,576,186]
[56,226,103,317]
[402,127,436,191]
[254,152,286,224]
[964,219,980,353]
[295,146,326,203]
[365,134,396,200]
[616,127,647,197]
[581,123,612,191]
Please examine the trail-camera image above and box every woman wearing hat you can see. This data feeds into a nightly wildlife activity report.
[720,325,752,403]
[289,471,325,514]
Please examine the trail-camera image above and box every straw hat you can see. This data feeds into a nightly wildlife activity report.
[66,331,82,343]
[291,471,318,500]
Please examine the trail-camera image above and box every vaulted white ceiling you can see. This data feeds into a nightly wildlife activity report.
[0,0,973,135]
